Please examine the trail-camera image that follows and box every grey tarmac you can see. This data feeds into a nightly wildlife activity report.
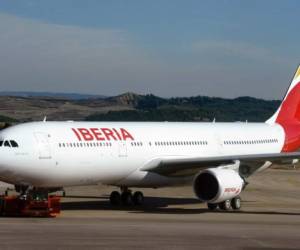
[0,168,299,250]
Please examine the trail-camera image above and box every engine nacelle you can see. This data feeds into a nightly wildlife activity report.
[193,168,244,204]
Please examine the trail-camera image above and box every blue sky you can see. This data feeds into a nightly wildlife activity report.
[0,0,299,99]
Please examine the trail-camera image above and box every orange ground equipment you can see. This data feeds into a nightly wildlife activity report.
[0,195,60,217]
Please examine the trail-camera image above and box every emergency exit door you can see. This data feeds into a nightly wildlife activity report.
[118,141,127,157]
[34,132,52,159]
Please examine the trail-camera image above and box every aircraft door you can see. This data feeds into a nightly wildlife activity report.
[214,133,223,154]
[34,132,52,159]
[118,141,127,157]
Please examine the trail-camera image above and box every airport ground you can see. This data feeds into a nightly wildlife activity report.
[0,169,299,250]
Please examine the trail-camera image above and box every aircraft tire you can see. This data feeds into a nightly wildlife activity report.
[231,196,241,210]
[121,191,133,206]
[219,199,231,211]
[110,191,121,206]
[207,203,218,210]
[132,191,144,206]
[0,197,4,215]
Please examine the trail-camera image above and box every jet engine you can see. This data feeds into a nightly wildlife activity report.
[193,168,244,204]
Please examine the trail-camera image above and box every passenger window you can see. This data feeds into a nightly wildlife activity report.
[4,141,11,147]
[10,140,19,147]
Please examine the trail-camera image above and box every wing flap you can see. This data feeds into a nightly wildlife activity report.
[141,152,300,177]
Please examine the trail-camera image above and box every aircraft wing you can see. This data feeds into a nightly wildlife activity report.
[141,152,300,177]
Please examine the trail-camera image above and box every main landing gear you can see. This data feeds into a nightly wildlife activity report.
[110,188,144,206]
[207,196,242,211]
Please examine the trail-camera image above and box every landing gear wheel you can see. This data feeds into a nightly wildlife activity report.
[0,197,4,215]
[219,200,231,211]
[121,191,133,206]
[207,203,218,211]
[133,191,144,206]
[110,191,121,206]
[231,196,241,210]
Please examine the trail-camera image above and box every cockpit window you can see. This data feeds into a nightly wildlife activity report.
[10,140,19,148]
[0,140,19,147]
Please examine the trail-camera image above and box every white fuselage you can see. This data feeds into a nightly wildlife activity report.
[0,121,285,188]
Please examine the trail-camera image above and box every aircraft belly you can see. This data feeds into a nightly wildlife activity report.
[26,156,140,187]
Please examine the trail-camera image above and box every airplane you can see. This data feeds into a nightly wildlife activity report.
[0,65,300,212]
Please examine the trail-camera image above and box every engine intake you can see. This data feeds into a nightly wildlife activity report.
[193,168,244,203]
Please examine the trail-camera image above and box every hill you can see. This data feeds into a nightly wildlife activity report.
[86,94,280,122]
[0,91,106,100]
[0,92,280,123]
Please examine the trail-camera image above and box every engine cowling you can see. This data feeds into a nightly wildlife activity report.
[193,168,244,204]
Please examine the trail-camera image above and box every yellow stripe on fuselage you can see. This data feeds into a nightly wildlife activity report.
[295,66,300,79]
